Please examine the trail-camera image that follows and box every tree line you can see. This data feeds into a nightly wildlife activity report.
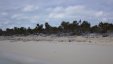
[0,20,113,36]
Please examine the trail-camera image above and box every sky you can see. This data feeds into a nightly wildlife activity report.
[0,0,113,29]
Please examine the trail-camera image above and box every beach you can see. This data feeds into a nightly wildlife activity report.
[0,35,113,64]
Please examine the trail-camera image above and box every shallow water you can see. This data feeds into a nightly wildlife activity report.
[0,41,113,64]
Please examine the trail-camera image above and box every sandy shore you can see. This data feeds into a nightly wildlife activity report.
[0,35,113,64]
[0,35,113,45]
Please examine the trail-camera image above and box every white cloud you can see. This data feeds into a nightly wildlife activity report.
[49,13,65,19]
[48,7,64,19]
[48,5,86,19]
[22,5,39,12]
[47,5,109,21]
[0,0,113,29]
[11,14,23,19]
[11,14,39,23]
[95,11,104,17]
[65,5,85,14]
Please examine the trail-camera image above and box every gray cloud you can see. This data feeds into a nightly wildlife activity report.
[0,0,113,29]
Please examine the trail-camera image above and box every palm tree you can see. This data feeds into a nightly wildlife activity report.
[33,24,43,34]
[45,22,52,34]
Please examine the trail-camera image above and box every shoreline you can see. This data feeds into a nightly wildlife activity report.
[0,34,113,64]
[0,38,113,64]
[0,34,113,46]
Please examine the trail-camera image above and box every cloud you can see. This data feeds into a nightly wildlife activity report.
[11,14,23,19]
[45,5,113,26]
[11,13,39,24]
[47,5,109,20]
[48,5,85,19]
[1,12,8,16]
[0,0,113,29]
[95,11,104,17]
[22,5,39,12]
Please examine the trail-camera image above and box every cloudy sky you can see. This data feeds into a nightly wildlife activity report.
[0,0,113,29]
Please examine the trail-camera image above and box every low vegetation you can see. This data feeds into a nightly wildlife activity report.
[0,20,113,36]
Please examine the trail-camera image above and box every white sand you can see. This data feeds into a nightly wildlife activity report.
[0,35,113,64]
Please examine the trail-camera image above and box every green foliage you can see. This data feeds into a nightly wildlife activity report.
[91,25,100,33]
[0,20,113,36]
[98,22,113,33]
[0,29,3,35]
[80,21,91,33]
[27,27,33,34]
[33,24,43,34]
